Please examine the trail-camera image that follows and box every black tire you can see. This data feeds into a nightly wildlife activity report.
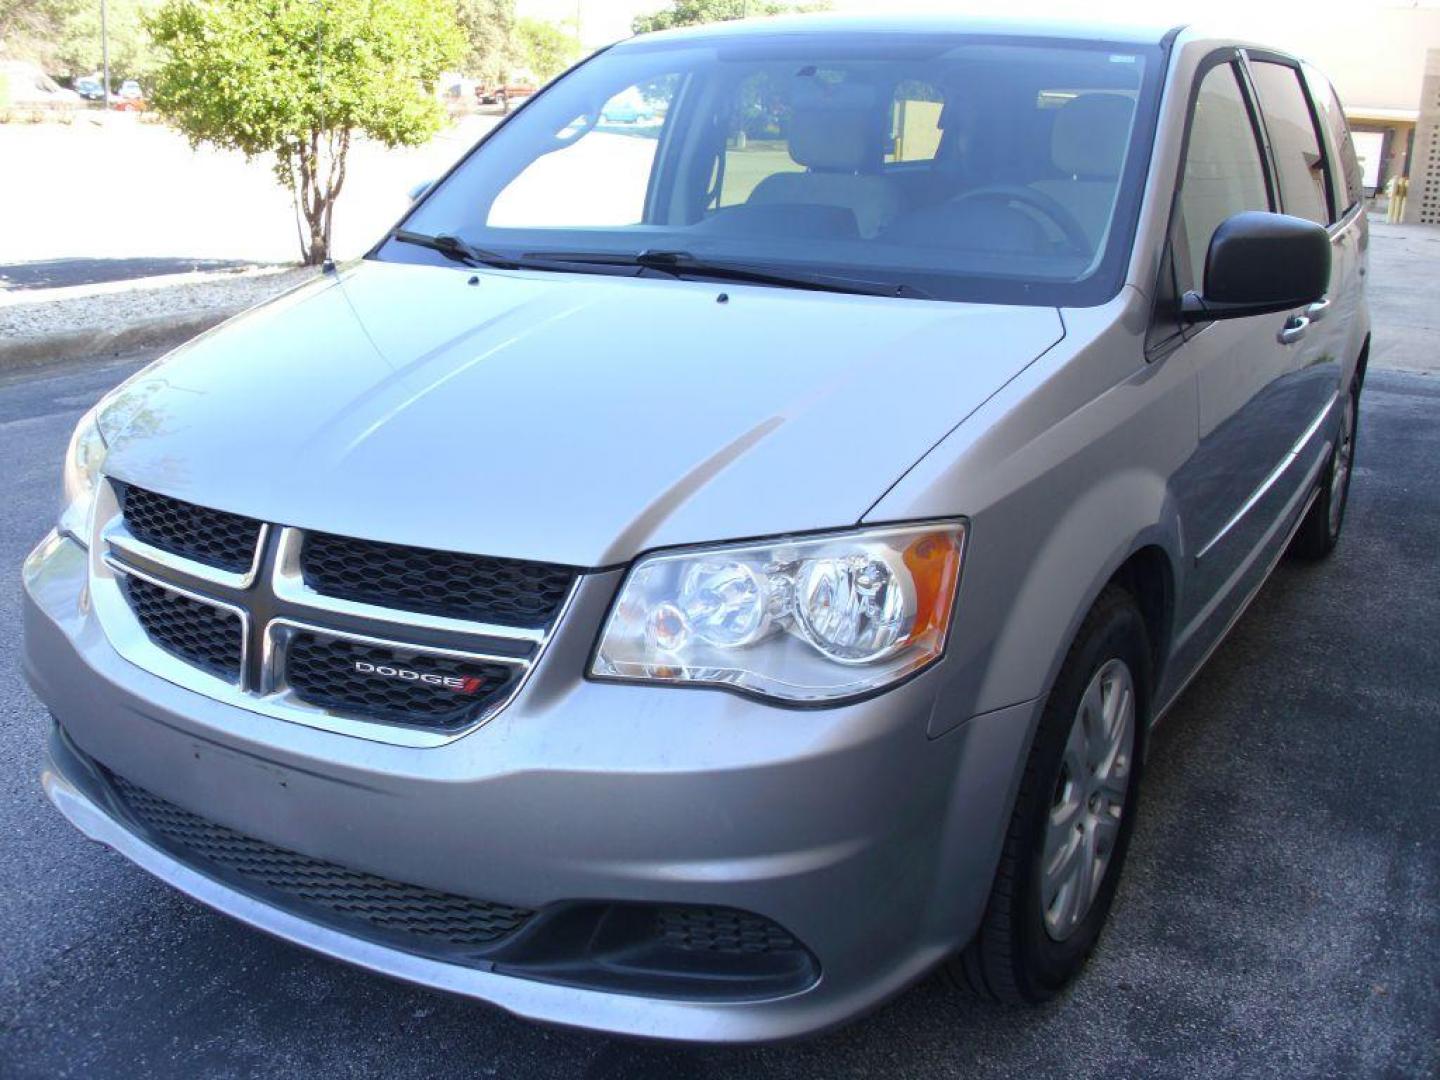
[1288,381,1359,562]
[948,584,1150,1003]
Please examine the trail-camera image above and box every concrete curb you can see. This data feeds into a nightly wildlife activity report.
[1,264,319,375]
[0,308,234,372]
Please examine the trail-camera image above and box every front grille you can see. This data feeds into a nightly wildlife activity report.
[118,574,243,681]
[656,906,799,955]
[120,484,263,573]
[300,531,576,629]
[284,631,516,729]
[101,481,566,736]
[108,771,533,954]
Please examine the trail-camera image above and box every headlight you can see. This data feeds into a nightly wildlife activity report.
[58,407,107,545]
[590,522,965,704]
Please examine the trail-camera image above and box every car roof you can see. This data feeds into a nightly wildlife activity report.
[616,14,1184,49]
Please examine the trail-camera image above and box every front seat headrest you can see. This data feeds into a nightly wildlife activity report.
[1050,93,1135,179]
[785,106,875,172]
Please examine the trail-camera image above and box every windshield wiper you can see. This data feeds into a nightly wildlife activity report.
[390,236,931,297]
[390,229,524,270]
[389,230,649,279]
[523,249,933,300]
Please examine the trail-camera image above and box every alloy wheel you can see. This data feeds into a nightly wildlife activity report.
[1329,393,1356,536]
[1042,658,1136,941]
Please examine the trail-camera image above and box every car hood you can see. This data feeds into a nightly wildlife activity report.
[98,260,1062,567]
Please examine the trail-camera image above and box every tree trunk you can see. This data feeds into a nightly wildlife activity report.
[305,216,328,266]
[287,127,351,266]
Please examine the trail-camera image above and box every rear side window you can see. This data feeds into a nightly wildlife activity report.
[1178,62,1271,289]
[1247,61,1331,225]
[887,81,944,163]
[1306,68,1363,215]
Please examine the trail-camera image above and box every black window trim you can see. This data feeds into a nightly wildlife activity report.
[1300,61,1364,224]
[1145,48,1276,360]
[1239,49,1339,228]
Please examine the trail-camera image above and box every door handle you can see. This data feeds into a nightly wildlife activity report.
[1278,315,1310,345]
[1305,298,1331,322]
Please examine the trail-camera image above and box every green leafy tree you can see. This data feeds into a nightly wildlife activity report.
[55,0,162,82]
[454,0,514,80]
[632,0,827,35]
[0,0,85,67]
[147,0,463,266]
[514,16,578,83]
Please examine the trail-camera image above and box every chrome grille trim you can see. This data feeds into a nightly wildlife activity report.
[116,482,267,578]
[106,518,270,591]
[89,478,579,748]
[271,528,545,645]
[102,555,250,690]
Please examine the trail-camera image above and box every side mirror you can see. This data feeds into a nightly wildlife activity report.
[407,179,433,202]
[1181,210,1330,321]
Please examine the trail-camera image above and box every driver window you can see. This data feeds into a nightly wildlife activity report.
[487,75,680,228]
[1178,63,1271,289]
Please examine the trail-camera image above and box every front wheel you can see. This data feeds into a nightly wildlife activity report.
[948,585,1149,1002]
[1289,383,1358,561]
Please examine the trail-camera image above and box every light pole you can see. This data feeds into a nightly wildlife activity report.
[100,0,111,112]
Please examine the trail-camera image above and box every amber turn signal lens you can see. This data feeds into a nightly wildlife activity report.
[904,529,965,645]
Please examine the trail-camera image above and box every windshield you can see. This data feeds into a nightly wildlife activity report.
[388,32,1164,305]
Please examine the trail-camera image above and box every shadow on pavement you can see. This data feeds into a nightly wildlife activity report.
[1,257,267,291]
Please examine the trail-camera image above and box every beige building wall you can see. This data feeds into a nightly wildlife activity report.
[1233,5,1440,192]
[1403,48,1440,223]
[1262,8,1440,114]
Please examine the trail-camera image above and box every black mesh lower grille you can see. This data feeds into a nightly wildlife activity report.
[119,484,263,573]
[300,531,576,629]
[108,771,533,953]
[284,631,516,729]
[656,906,799,955]
[119,574,243,681]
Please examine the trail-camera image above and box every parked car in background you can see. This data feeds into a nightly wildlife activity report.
[110,80,145,111]
[440,75,479,100]
[24,15,1369,1043]
[599,87,656,124]
[74,75,106,101]
[477,80,538,110]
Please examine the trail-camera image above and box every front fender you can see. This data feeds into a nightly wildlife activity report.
[976,473,1183,728]
[867,294,1196,736]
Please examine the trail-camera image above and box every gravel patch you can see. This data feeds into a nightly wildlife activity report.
[0,266,318,343]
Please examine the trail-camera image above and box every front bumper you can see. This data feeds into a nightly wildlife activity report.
[23,530,1038,1042]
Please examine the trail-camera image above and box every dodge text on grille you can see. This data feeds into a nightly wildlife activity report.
[353,661,483,694]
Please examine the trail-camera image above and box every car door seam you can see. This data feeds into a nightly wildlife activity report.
[1193,390,1338,563]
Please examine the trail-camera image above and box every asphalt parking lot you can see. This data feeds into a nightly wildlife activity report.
[0,258,261,291]
[2,336,1438,1073]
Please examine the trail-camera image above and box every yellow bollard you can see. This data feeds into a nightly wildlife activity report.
[1386,175,1408,224]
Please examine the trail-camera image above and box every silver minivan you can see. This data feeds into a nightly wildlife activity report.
[23,16,1368,1042]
